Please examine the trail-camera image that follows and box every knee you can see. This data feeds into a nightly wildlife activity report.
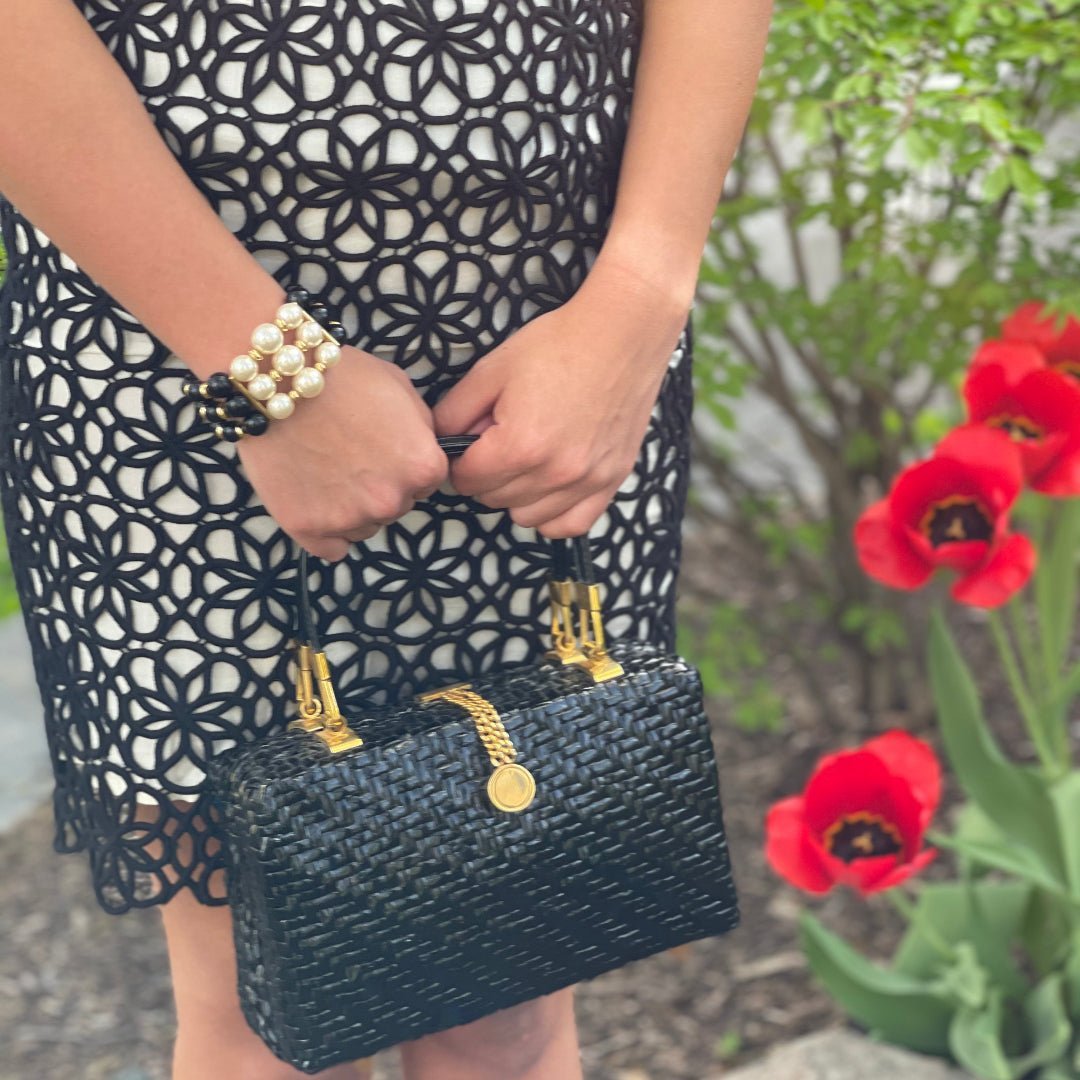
[174,1027,371,1080]
[404,988,575,1080]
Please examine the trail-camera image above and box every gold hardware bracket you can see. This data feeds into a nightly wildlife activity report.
[287,645,364,753]
[543,578,588,665]
[573,581,624,683]
[417,682,536,812]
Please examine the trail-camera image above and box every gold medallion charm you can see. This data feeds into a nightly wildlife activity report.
[418,682,537,812]
[487,762,536,813]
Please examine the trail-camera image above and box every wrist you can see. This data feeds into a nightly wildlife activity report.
[589,224,702,320]
[178,273,290,381]
[577,240,694,343]
[182,288,350,443]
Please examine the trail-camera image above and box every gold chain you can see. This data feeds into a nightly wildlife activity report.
[416,682,536,811]
[418,685,516,767]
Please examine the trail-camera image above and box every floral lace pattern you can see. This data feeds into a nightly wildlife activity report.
[0,0,694,914]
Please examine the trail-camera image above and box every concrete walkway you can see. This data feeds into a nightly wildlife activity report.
[0,616,51,834]
[725,1031,968,1079]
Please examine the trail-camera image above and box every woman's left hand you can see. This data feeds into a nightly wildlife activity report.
[430,260,690,538]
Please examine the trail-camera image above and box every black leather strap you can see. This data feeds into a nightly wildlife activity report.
[296,434,595,648]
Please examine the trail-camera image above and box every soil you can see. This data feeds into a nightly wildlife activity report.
[0,523,1005,1080]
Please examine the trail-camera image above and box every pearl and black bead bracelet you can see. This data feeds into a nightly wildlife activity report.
[182,286,350,442]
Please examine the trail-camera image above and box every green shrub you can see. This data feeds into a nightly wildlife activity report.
[692,0,1080,718]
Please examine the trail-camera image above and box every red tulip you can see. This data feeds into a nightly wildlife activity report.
[854,425,1035,608]
[765,730,941,896]
[963,353,1080,497]
[968,338,1047,383]
[1001,301,1080,382]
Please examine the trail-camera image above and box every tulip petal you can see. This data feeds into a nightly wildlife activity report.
[967,339,1047,384]
[1033,441,1080,497]
[862,846,938,895]
[803,752,921,842]
[863,730,942,829]
[951,532,1036,608]
[933,425,1025,511]
[854,499,934,590]
[807,831,904,895]
[1003,302,1080,365]
[764,797,835,894]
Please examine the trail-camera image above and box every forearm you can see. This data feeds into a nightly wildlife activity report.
[590,0,773,313]
[0,0,285,379]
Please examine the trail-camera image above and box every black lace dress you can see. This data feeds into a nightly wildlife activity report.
[0,0,694,915]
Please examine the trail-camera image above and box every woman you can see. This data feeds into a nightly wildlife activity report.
[0,1,771,1077]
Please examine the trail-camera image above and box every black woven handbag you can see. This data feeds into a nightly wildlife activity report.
[204,434,739,1074]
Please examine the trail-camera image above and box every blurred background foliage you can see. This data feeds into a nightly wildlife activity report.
[682,0,1080,725]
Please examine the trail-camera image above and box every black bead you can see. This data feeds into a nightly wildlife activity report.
[326,320,347,342]
[285,286,310,305]
[307,302,330,325]
[242,414,270,437]
[207,373,233,399]
[182,380,205,400]
[223,395,253,418]
[219,425,243,443]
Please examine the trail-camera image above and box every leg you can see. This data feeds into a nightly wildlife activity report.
[142,798,374,1080]
[397,986,583,1080]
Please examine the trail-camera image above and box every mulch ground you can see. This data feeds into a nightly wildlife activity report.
[0,525,983,1080]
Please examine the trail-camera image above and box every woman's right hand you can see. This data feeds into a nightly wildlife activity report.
[235,346,449,562]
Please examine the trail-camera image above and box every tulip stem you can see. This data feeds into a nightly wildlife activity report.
[987,609,1059,776]
[886,888,958,961]
[1007,594,1042,706]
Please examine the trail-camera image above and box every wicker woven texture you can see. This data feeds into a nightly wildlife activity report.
[205,638,739,1073]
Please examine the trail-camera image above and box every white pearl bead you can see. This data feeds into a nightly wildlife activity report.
[296,320,325,348]
[272,344,305,376]
[247,373,276,400]
[266,393,296,420]
[293,367,325,398]
[252,322,285,355]
[276,302,305,329]
[315,341,342,367]
[229,354,260,382]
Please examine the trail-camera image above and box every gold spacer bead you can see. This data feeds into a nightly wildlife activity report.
[270,370,282,382]
[315,362,326,372]
[213,425,226,439]
[288,390,300,399]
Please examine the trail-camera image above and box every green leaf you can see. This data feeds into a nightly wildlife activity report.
[933,832,1073,903]
[950,975,1071,1079]
[1036,499,1080,680]
[1020,890,1074,979]
[938,942,990,1010]
[1013,974,1071,1076]
[949,991,1014,1080]
[800,912,953,1055]
[983,162,1011,202]
[1049,772,1080,895]
[893,879,1031,999]
[903,127,936,167]
[1008,155,1045,201]
[928,611,1065,880]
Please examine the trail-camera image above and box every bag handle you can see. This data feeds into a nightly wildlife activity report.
[289,434,623,753]
[295,434,595,647]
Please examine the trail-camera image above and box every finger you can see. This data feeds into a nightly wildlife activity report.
[463,456,598,510]
[528,489,615,540]
[505,488,589,528]
[341,522,386,543]
[301,535,351,562]
[431,355,504,438]
[448,425,533,497]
